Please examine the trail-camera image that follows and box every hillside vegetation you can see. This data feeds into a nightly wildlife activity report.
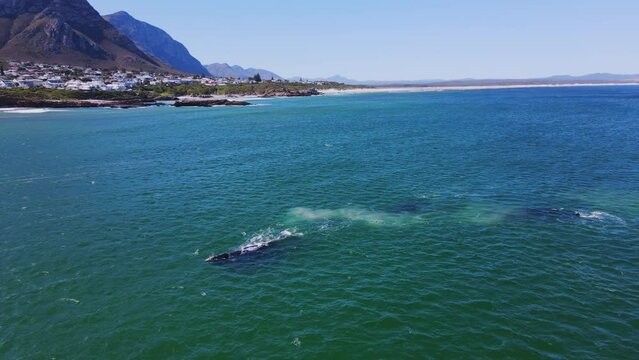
[138,82,357,97]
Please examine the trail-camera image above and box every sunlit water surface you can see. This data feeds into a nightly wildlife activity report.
[1,87,638,359]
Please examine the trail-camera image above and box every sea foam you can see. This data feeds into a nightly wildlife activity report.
[1,108,64,114]
[238,228,303,253]
[287,207,422,226]
[577,211,626,224]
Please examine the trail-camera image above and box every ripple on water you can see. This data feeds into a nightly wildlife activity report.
[2,88,639,359]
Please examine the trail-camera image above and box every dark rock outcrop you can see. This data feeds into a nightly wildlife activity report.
[173,99,251,107]
[104,11,209,75]
[260,88,320,97]
[0,94,158,108]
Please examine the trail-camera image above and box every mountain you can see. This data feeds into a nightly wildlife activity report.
[302,73,639,86]
[543,73,639,82]
[292,75,443,86]
[305,75,360,84]
[424,73,639,87]
[205,63,282,80]
[0,0,170,71]
[104,11,209,75]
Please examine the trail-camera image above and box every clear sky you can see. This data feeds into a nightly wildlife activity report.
[89,0,639,81]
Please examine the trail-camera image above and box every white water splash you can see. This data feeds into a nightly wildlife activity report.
[239,228,303,253]
[206,228,303,262]
[577,211,626,224]
[1,108,65,114]
[58,298,80,304]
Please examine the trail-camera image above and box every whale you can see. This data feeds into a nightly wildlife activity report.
[510,207,582,222]
[390,203,422,214]
[206,242,271,263]
[206,229,301,263]
[206,251,242,262]
[389,200,432,214]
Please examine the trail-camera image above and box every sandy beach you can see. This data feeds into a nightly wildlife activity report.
[320,82,639,96]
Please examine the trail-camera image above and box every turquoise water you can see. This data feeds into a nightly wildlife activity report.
[1,87,639,359]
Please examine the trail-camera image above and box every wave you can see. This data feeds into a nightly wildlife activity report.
[58,298,80,304]
[1,108,65,114]
[287,207,423,227]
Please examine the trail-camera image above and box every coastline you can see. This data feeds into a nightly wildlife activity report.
[2,82,638,111]
[320,82,639,96]
[175,82,639,102]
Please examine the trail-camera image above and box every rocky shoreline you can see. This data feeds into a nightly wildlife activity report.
[174,99,251,107]
[0,95,160,109]
[259,88,321,97]
[0,96,253,109]
[0,87,327,110]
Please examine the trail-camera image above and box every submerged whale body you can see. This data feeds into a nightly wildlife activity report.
[510,207,626,225]
[206,229,301,263]
[390,200,431,214]
[513,207,582,222]
[206,238,280,263]
[206,251,242,262]
[391,203,421,214]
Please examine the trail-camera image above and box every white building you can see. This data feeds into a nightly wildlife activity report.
[17,78,43,88]
[0,80,15,88]
[106,83,127,92]
[65,80,88,91]
[44,76,65,89]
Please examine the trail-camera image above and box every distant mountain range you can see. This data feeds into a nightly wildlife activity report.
[104,11,209,75]
[306,73,639,86]
[294,75,444,86]
[0,0,636,86]
[0,0,170,72]
[292,75,360,84]
[206,63,282,80]
[423,73,639,87]
[0,0,284,77]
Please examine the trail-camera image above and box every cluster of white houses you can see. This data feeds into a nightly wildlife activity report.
[0,62,260,91]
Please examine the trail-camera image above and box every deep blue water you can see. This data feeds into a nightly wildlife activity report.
[1,86,639,359]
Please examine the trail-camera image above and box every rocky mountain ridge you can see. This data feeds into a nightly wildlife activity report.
[104,11,209,75]
[0,0,171,71]
[205,63,282,80]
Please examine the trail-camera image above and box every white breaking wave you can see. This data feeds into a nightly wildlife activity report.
[1,108,65,114]
[58,298,80,304]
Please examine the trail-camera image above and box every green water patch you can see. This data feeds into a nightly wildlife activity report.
[454,203,509,226]
[286,207,427,228]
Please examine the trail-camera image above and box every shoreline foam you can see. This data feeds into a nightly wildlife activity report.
[320,82,639,96]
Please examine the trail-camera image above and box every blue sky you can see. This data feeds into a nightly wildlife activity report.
[89,0,639,80]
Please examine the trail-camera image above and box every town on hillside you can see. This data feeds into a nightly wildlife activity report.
[0,61,330,91]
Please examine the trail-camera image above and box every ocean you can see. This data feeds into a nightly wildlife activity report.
[1,86,638,359]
